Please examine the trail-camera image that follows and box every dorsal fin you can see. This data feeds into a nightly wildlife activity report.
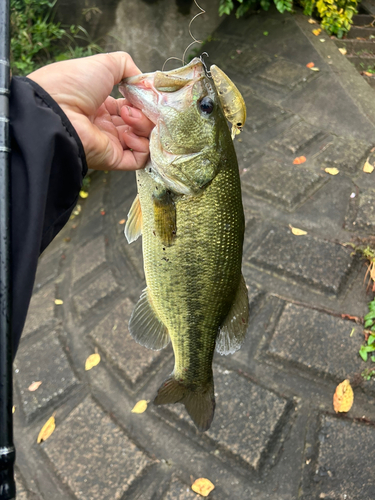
[216,274,249,355]
[125,194,142,243]
[129,288,170,350]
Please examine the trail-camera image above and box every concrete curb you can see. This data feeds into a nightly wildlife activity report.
[294,12,375,129]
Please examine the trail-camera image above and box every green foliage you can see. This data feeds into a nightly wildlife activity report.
[359,298,375,369]
[10,0,102,76]
[218,0,358,37]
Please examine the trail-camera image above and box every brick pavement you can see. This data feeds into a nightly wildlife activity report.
[12,9,375,500]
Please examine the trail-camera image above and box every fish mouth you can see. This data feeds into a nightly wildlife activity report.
[119,57,207,124]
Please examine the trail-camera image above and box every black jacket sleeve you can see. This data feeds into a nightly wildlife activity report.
[9,76,87,355]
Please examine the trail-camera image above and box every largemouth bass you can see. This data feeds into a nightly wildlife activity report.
[119,58,249,432]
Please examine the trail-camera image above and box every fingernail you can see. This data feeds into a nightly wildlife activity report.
[126,105,142,119]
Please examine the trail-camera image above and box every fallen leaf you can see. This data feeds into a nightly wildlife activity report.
[79,190,89,199]
[306,62,315,68]
[100,210,106,216]
[131,400,148,414]
[289,225,307,236]
[310,67,320,71]
[363,160,374,174]
[324,167,339,176]
[192,478,215,497]
[319,38,325,42]
[363,71,374,77]
[338,47,347,55]
[341,313,361,323]
[85,353,101,371]
[12,406,15,414]
[37,415,56,443]
[312,28,322,36]
[263,31,269,36]
[118,219,126,225]
[293,156,307,165]
[28,381,42,392]
[54,299,64,305]
[308,18,317,24]
[333,379,354,413]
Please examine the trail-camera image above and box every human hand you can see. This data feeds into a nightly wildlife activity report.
[28,52,154,171]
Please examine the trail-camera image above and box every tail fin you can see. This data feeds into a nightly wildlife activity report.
[154,375,215,432]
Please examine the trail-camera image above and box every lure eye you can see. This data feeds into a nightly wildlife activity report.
[199,96,214,114]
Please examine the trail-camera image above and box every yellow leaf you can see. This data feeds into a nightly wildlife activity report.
[119,219,126,225]
[312,28,322,36]
[363,160,374,174]
[191,478,215,497]
[310,67,320,71]
[324,167,339,176]
[28,381,42,392]
[333,379,354,413]
[79,190,89,199]
[85,353,101,371]
[131,400,149,414]
[37,415,56,443]
[54,299,64,305]
[289,225,307,236]
[12,406,15,414]
[338,47,347,55]
[308,18,317,24]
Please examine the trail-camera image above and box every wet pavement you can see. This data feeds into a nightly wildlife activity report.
[13,9,375,500]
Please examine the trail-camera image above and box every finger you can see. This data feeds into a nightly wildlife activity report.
[115,130,150,170]
[120,105,154,138]
[104,96,130,116]
[101,52,142,86]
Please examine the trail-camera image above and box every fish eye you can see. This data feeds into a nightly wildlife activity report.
[199,96,214,114]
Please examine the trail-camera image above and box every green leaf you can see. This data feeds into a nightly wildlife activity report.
[368,334,375,345]
[359,345,369,361]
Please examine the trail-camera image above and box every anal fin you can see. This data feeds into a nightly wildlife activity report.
[129,288,170,350]
[125,194,142,244]
[216,274,249,355]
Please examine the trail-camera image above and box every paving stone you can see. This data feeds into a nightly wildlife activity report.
[168,365,289,470]
[346,189,375,230]
[241,94,289,134]
[163,478,197,500]
[312,415,375,499]
[90,298,165,386]
[241,155,325,209]
[22,283,56,337]
[218,46,272,80]
[34,249,62,289]
[268,303,364,380]
[15,469,39,500]
[72,235,107,284]
[270,121,323,155]
[258,58,312,89]
[248,227,354,294]
[72,269,120,318]
[42,397,150,500]
[317,137,372,174]
[14,330,78,421]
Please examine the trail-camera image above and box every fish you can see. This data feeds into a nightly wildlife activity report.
[119,57,249,432]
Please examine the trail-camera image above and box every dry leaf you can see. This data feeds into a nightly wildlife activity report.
[85,353,101,371]
[12,406,15,414]
[324,167,339,176]
[310,67,320,71]
[37,415,56,443]
[308,18,317,24]
[79,190,89,199]
[338,47,347,55]
[363,71,374,77]
[54,299,64,305]
[333,379,354,413]
[289,225,307,236]
[28,381,42,392]
[131,400,148,414]
[306,62,315,68]
[293,156,307,165]
[312,28,322,36]
[192,478,215,497]
[119,219,126,225]
[363,160,374,174]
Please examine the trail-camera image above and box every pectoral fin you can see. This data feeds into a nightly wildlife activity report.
[129,288,170,350]
[125,194,142,244]
[216,274,249,355]
[153,189,176,247]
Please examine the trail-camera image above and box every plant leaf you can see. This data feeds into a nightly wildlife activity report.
[363,160,374,174]
[293,156,307,164]
[85,353,101,371]
[28,381,42,392]
[324,167,339,175]
[37,415,56,443]
[289,225,307,236]
[131,400,148,414]
[333,379,354,413]
[191,478,215,497]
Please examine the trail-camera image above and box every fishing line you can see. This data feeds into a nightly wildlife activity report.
[161,0,207,71]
